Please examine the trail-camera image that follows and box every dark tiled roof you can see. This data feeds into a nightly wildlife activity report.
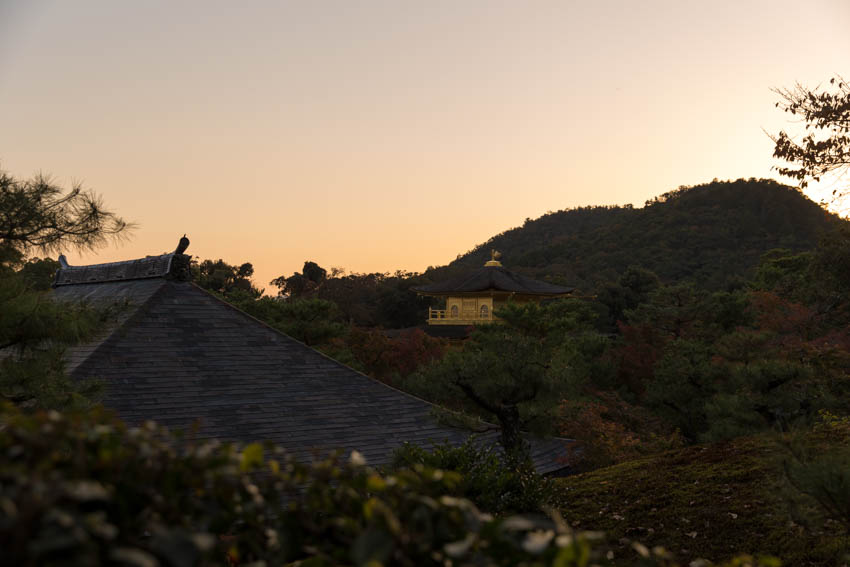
[54,279,571,473]
[414,265,573,296]
[54,254,175,286]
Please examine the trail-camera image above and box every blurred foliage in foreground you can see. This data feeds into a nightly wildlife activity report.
[0,404,779,567]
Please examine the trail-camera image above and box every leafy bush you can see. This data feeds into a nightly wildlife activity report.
[391,439,551,515]
[1,404,669,566]
[0,273,112,410]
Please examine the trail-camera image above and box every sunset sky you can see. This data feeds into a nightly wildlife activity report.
[1,1,848,291]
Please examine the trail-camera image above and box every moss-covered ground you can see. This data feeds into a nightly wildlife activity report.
[551,435,848,565]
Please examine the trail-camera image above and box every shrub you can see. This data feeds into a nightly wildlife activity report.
[390,438,551,515]
[0,404,785,566]
[0,404,625,566]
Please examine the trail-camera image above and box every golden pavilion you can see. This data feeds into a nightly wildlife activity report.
[413,251,573,328]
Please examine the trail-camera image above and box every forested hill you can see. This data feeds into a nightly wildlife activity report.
[427,178,847,292]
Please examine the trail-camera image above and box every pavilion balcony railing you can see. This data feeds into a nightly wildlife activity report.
[427,308,493,322]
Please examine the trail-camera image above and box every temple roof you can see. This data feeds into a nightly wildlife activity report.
[53,254,176,286]
[413,265,573,296]
[51,256,571,473]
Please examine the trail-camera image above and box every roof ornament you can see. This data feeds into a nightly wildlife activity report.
[174,234,190,255]
[484,249,502,267]
[51,235,194,287]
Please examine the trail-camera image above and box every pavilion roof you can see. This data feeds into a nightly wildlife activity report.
[413,265,573,296]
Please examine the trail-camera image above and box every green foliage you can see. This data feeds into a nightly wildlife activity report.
[597,266,661,328]
[191,258,349,346]
[704,360,815,440]
[614,285,748,403]
[0,170,131,266]
[0,345,100,411]
[785,447,850,533]
[0,266,111,409]
[0,404,291,565]
[271,262,434,328]
[391,439,551,515]
[611,231,850,444]
[635,303,831,443]
[1,404,671,567]
[193,260,444,377]
[780,415,850,535]
[375,276,433,328]
[235,296,346,346]
[301,260,327,284]
[343,327,446,383]
[429,178,843,295]
[808,227,850,296]
[192,258,262,298]
[0,167,132,410]
[16,257,61,290]
[407,300,609,464]
[751,249,813,298]
[0,408,789,566]
[644,339,720,440]
[753,228,850,327]
[270,259,327,298]
[625,284,709,340]
[624,284,749,344]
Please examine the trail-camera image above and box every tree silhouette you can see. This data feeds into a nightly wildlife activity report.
[771,77,850,204]
[0,170,131,266]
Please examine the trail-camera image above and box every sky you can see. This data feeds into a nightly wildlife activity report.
[1,0,848,291]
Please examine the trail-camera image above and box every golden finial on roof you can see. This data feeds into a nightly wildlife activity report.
[484,249,502,267]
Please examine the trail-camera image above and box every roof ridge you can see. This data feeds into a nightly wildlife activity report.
[53,252,194,288]
[53,253,175,287]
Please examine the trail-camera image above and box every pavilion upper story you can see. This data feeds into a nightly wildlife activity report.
[412,252,573,326]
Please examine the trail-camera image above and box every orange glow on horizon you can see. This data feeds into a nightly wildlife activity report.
[1,1,848,288]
